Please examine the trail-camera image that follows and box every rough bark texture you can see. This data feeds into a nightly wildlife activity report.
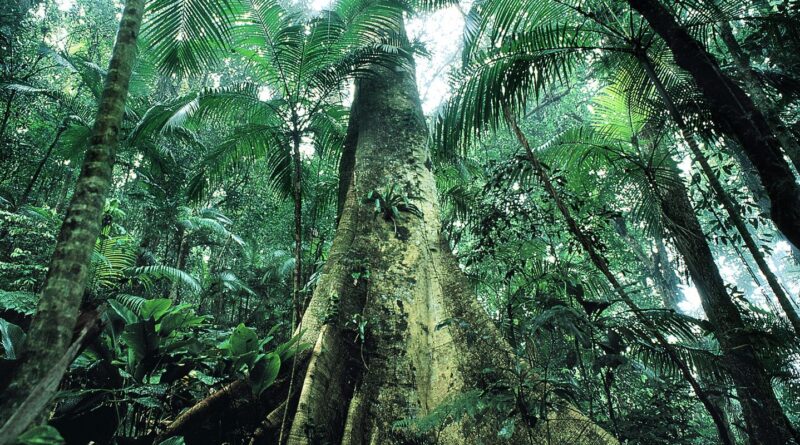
[0,308,103,445]
[628,0,800,251]
[648,166,799,445]
[0,0,144,425]
[278,20,617,445]
[291,126,303,323]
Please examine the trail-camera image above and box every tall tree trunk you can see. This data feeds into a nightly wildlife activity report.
[15,121,69,210]
[0,0,144,433]
[55,165,75,214]
[504,108,735,445]
[654,236,682,310]
[628,0,800,251]
[0,91,16,144]
[636,52,800,336]
[725,137,800,263]
[643,162,799,445]
[169,228,190,302]
[277,18,617,445]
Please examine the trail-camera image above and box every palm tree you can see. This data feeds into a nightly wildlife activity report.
[143,0,617,442]
[0,0,146,437]
[146,0,402,330]
[438,0,799,441]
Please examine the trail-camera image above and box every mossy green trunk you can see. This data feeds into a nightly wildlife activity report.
[0,0,144,428]
[279,20,616,445]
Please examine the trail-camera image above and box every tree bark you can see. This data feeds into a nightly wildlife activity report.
[277,17,617,445]
[0,0,144,427]
[644,163,799,445]
[654,236,682,310]
[0,307,104,445]
[628,0,800,252]
[291,125,303,324]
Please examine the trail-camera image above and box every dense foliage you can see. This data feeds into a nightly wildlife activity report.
[1,0,799,443]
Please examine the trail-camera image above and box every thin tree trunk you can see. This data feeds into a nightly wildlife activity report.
[0,0,144,429]
[654,236,682,310]
[169,228,190,302]
[727,139,771,215]
[15,121,68,210]
[0,91,16,143]
[601,370,619,437]
[628,0,800,252]
[642,161,798,444]
[637,52,800,336]
[504,108,735,445]
[55,165,74,214]
[612,216,679,311]
[290,126,303,324]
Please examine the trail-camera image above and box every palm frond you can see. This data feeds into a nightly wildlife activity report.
[132,265,202,293]
[143,0,237,76]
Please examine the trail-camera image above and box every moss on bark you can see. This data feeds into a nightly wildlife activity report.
[279,17,617,445]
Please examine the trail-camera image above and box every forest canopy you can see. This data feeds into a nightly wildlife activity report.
[0,0,799,443]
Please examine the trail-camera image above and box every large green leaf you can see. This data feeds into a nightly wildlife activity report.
[16,425,64,445]
[226,323,259,357]
[143,0,236,76]
[158,308,206,337]
[109,298,140,325]
[121,319,160,366]
[140,298,173,321]
[249,353,281,396]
